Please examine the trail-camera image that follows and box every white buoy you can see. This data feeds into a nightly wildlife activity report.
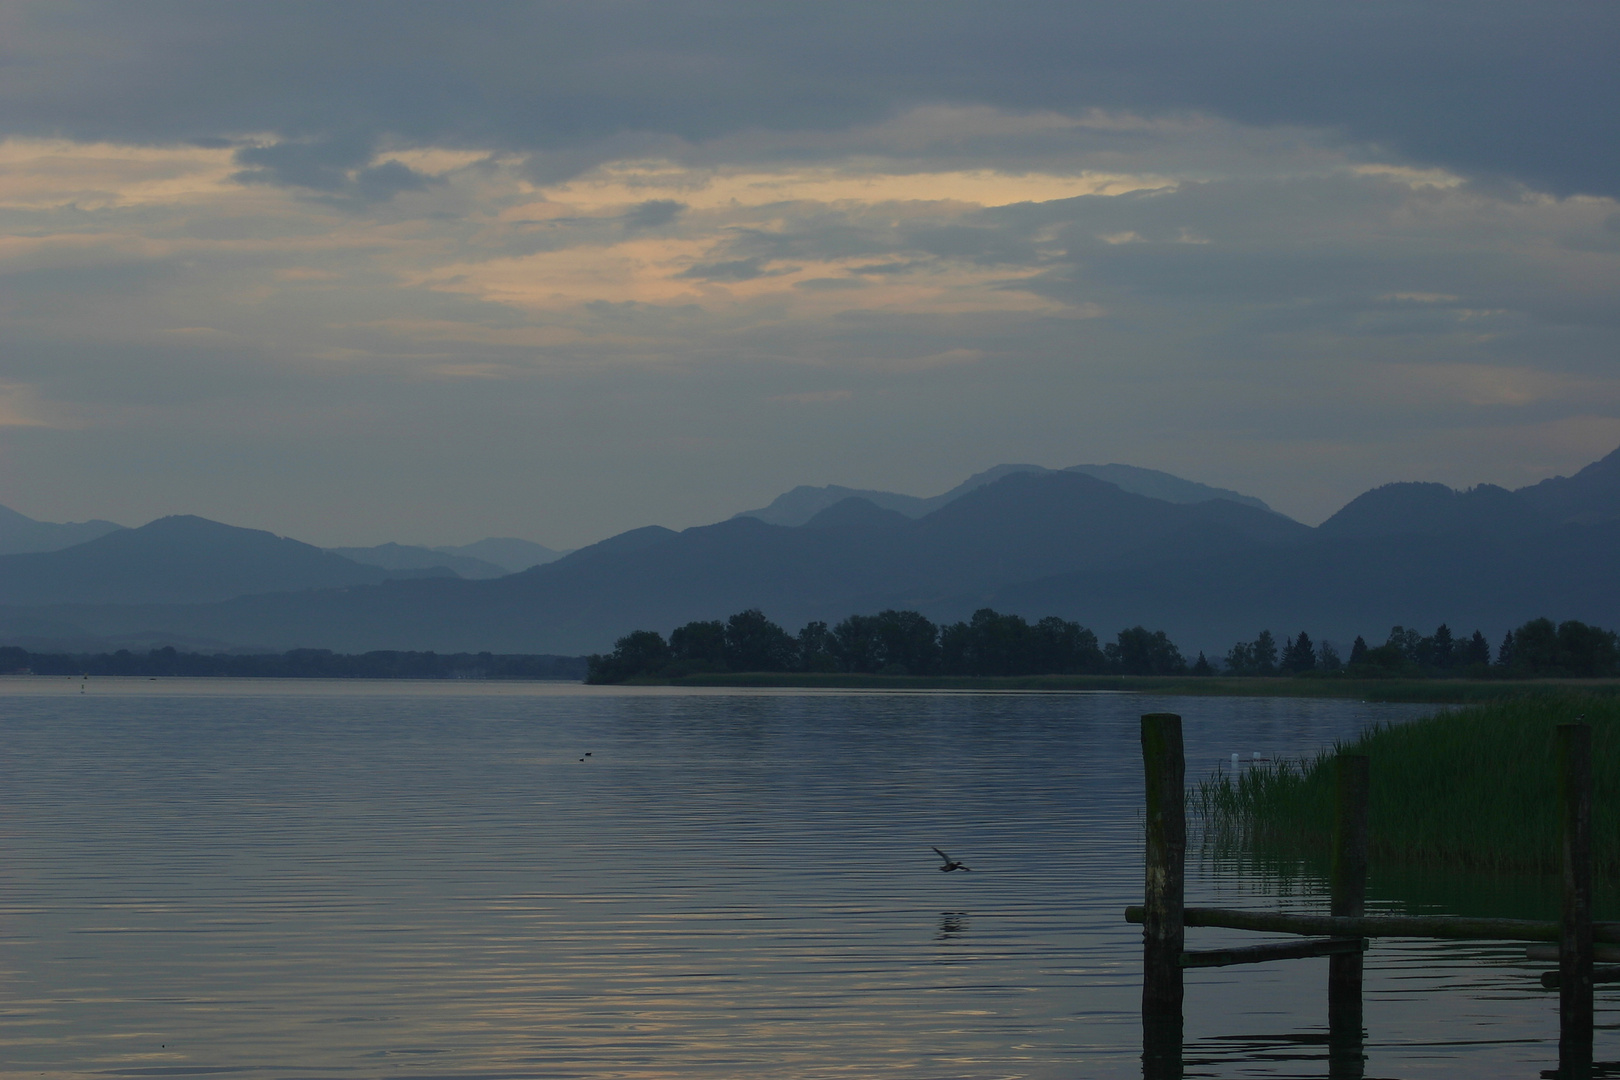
[1231,752,1240,769]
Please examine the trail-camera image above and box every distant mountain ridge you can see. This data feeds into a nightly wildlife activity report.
[3,448,1619,657]
[0,500,566,576]
[734,462,1274,526]
[1316,447,1620,540]
[0,516,450,607]
[0,503,124,555]
[325,538,566,577]
[327,542,512,579]
[434,538,567,573]
[0,471,1321,653]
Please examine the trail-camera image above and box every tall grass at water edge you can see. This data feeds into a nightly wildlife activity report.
[1194,693,1620,875]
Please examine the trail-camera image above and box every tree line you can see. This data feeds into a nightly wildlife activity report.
[1201,616,1618,678]
[590,609,1620,683]
[587,607,1187,682]
[0,646,588,681]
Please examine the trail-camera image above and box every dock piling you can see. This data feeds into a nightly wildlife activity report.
[1140,712,1185,1078]
[1328,753,1369,1078]
[1559,722,1594,1078]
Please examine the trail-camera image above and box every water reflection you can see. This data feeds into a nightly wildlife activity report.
[0,680,1600,1078]
[1142,1011,1183,1079]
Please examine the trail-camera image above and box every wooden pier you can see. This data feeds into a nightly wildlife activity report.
[1131,712,1601,1079]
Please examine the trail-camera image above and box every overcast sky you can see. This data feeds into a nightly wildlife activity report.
[0,2,1616,547]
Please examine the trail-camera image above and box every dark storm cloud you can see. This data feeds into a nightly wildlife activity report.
[2,1,1614,195]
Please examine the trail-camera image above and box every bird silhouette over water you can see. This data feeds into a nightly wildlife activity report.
[932,847,971,872]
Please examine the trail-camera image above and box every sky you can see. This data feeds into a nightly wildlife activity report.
[0,2,1616,549]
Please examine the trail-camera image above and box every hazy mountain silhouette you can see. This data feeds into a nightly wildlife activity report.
[735,462,1274,526]
[0,515,450,607]
[328,542,510,579]
[433,538,566,573]
[4,448,1619,656]
[1316,482,1540,539]
[802,497,911,533]
[1516,445,1620,523]
[0,503,124,555]
[1064,464,1273,513]
[993,517,1620,654]
[0,472,1306,652]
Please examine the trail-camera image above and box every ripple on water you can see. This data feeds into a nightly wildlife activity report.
[0,681,1597,1078]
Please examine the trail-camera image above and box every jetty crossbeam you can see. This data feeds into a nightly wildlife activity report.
[1125,905,1620,944]
[1181,936,1367,969]
[1541,966,1620,990]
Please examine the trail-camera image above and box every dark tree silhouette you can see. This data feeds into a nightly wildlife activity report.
[587,629,671,682]
[1108,626,1186,676]
[669,619,727,673]
[1280,631,1316,674]
[723,609,798,672]
[937,608,1104,676]
[796,620,837,672]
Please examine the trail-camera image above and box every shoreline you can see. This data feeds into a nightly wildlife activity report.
[629,672,1620,703]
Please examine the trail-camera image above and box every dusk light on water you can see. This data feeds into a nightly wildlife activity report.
[1,680,1604,1078]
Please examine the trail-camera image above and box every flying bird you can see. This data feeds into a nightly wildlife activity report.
[932,847,971,872]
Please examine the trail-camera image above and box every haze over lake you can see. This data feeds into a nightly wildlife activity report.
[1,680,1603,1078]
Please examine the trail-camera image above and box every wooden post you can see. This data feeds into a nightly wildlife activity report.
[1328,753,1369,1079]
[1558,722,1593,1077]
[1140,713,1184,1078]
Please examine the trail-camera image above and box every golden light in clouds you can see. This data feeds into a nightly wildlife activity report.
[533,161,1178,212]
[428,159,1161,318]
[0,137,1134,328]
[0,138,239,209]
[412,236,1071,318]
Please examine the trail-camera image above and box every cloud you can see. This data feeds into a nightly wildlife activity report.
[623,199,684,228]
[676,257,782,282]
[232,136,440,204]
[0,3,1613,195]
[233,135,373,192]
[0,36,1615,544]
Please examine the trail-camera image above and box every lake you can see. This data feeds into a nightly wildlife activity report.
[0,679,1606,1078]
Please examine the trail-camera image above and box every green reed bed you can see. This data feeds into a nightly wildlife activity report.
[1195,692,1620,875]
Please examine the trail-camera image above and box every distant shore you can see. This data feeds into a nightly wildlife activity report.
[633,672,1620,703]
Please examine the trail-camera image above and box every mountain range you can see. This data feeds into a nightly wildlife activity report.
[2,447,1617,657]
[734,462,1272,526]
[326,539,566,579]
[0,503,123,556]
[0,504,565,575]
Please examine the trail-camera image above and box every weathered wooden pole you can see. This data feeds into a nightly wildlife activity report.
[1328,753,1369,1080]
[1140,713,1184,1078]
[1558,722,1593,1078]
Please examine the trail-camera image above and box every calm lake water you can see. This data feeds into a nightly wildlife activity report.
[0,679,1608,1078]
